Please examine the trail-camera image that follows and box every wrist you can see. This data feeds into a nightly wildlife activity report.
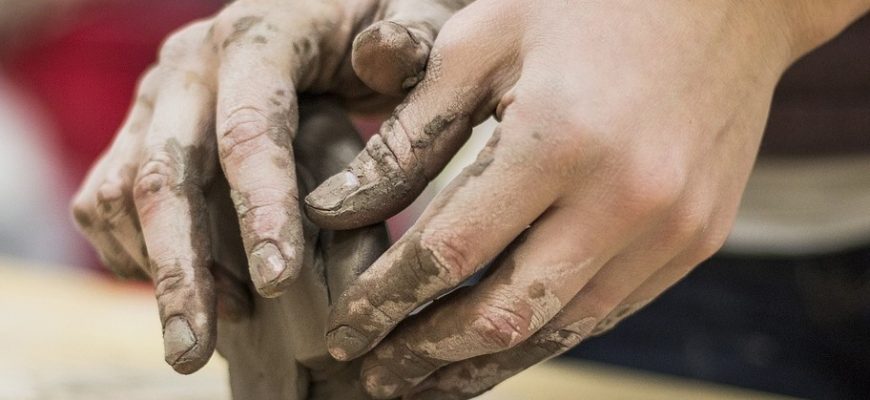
[768,0,870,61]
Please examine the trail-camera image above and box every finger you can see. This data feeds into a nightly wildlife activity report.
[352,0,473,96]
[326,125,565,362]
[73,168,146,280]
[306,27,498,230]
[212,13,308,298]
[356,193,655,398]
[293,97,391,295]
[133,67,217,374]
[71,68,162,278]
[95,164,148,267]
[406,226,695,400]
[95,92,157,269]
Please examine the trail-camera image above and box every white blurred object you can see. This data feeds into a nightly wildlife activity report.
[0,74,81,266]
[726,155,870,256]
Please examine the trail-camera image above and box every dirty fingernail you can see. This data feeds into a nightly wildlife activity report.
[363,364,405,399]
[250,242,287,298]
[305,171,359,212]
[163,316,197,367]
[326,325,369,361]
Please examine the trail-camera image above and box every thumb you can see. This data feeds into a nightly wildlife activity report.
[352,0,473,96]
[305,55,489,230]
[307,2,514,230]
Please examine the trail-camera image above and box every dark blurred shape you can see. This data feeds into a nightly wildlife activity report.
[570,249,870,400]
[761,13,870,156]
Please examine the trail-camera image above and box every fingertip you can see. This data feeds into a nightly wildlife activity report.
[249,241,301,298]
[326,325,370,361]
[305,170,384,230]
[163,316,213,374]
[305,170,359,213]
[353,20,430,97]
[362,364,405,399]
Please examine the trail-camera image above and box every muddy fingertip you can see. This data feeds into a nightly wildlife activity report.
[163,316,211,374]
[352,20,430,97]
[249,241,302,298]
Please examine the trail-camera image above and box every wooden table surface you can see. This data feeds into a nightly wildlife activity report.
[0,258,798,400]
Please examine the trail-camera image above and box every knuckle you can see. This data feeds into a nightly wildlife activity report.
[232,186,295,225]
[152,258,194,296]
[470,306,531,351]
[218,107,288,160]
[415,232,472,285]
[508,92,601,173]
[133,152,184,201]
[690,223,730,263]
[158,20,213,63]
[662,204,709,247]
[212,10,266,50]
[95,179,131,220]
[70,196,96,231]
[618,163,686,217]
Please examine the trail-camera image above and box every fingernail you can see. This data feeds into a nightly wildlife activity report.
[305,171,359,212]
[326,325,369,361]
[250,242,287,298]
[363,364,405,399]
[163,316,196,367]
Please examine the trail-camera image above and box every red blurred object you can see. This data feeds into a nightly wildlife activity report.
[5,0,221,183]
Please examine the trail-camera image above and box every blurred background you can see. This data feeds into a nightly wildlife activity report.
[0,0,867,399]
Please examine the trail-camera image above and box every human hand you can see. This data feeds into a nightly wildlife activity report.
[307,0,870,398]
[212,98,390,400]
[71,0,471,374]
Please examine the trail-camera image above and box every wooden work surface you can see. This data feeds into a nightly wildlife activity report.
[0,258,797,400]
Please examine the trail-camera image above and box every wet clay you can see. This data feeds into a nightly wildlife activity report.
[211,99,388,399]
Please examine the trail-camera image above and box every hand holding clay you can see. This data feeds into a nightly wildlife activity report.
[213,98,389,400]
[307,1,870,398]
[71,0,471,374]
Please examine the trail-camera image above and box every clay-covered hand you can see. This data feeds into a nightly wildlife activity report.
[306,0,870,398]
[71,0,471,374]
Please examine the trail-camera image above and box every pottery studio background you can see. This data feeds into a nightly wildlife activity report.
[0,1,868,399]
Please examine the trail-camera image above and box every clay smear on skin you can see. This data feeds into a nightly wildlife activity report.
[428,317,597,397]
[591,299,652,336]
[361,261,567,392]
[413,262,564,361]
[391,260,596,395]
[222,16,263,49]
[342,233,456,326]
